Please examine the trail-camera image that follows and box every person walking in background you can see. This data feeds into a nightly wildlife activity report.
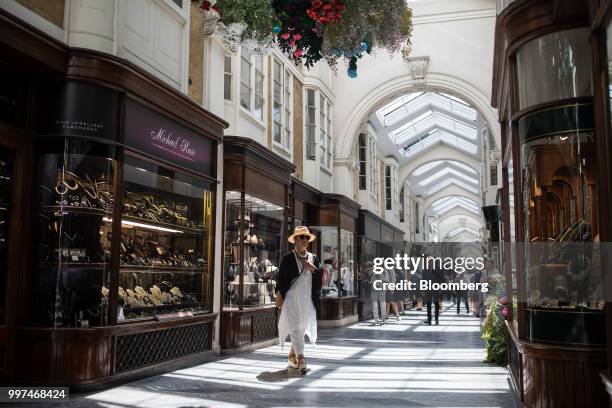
[455,272,470,314]
[470,266,484,317]
[385,267,401,321]
[422,256,443,325]
[371,266,389,325]
[275,226,322,372]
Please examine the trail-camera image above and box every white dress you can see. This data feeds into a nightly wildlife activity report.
[278,251,318,350]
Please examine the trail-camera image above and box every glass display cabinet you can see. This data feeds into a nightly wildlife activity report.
[119,155,213,320]
[311,194,359,325]
[493,5,608,405]
[221,136,294,350]
[223,190,283,309]
[515,27,604,346]
[32,139,116,327]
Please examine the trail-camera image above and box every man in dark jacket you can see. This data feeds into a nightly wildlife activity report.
[422,256,444,325]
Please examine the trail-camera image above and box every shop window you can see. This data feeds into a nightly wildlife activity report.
[385,165,392,210]
[516,28,592,110]
[415,202,420,234]
[224,55,232,101]
[0,149,13,326]
[606,20,612,135]
[312,227,354,298]
[358,133,366,190]
[305,89,316,160]
[224,191,284,308]
[30,140,215,326]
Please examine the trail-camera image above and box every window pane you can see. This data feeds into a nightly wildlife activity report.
[224,75,231,101]
[224,56,232,73]
[516,28,592,109]
[240,84,251,110]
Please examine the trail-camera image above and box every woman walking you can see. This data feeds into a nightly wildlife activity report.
[275,226,323,372]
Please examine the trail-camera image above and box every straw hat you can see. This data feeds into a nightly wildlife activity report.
[288,225,316,244]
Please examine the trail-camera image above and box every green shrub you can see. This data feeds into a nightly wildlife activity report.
[482,289,507,366]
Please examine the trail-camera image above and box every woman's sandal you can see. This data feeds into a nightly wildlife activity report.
[288,348,298,369]
[297,357,308,373]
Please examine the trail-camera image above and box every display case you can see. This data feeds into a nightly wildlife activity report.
[119,155,213,320]
[356,210,404,321]
[31,139,116,327]
[311,194,359,326]
[220,136,294,351]
[493,3,608,405]
[517,46,603,345]
[223,190,283,309]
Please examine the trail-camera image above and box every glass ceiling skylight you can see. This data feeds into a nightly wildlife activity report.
[435,202,481,216]
[432,196,479,212]
[379,91,477,129]
[423,177,480,195]
[393,113,478,146]
[418,168,479,187]
[446,227,479,239]
[402,130,478,158]
[412,160,477,177]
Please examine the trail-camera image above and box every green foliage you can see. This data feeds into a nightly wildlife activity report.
[481,275,508,366]
[216,0,276,42]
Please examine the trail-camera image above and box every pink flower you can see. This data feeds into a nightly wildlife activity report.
[502,307,508,317]
[312,0,323,8]
[293,34,302,41]
[293,49,303,58]
[499,297,507,305]
[280,32,291,40]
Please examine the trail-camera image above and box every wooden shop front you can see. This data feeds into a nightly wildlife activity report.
[220,136,294,352]
[0,10,226,389]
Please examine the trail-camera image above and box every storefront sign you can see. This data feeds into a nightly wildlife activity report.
[36,81,120,141]
[125,99,213,176]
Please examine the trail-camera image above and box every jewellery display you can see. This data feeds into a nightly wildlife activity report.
[42,169,114,211]
[123,188,202,230]
[116,156,212,319]
[30,143,214,327]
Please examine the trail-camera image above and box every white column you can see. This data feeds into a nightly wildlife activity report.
[332,162,352,198]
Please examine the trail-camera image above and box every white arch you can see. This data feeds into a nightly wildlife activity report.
[334,72,499,160]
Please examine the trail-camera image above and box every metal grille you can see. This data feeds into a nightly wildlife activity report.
[253,310,277,342]
[115,322,212,373]
[344,300,355,316]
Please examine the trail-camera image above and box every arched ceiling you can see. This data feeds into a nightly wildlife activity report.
[370,90,486,242]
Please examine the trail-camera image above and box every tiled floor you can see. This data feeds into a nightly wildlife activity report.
[19,303,514,408]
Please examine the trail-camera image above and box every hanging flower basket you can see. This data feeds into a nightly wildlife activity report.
[191,0,413,77]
